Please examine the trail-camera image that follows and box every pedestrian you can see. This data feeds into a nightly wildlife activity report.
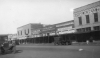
[86,40,89,44]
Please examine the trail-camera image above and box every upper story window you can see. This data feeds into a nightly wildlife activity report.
[17,31,19,35]
[28,29,29,34]
[21,31,22,35]
[94,13,98,22]
[85,15,90,23]
[78,17,82,25]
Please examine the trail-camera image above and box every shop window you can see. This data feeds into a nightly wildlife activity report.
[47,33,49,36]
[82,28,85,32]
[85,15,90,23]
[94,26,100,31]
[77,29,79,32]
[21,31,22,35]
[77,29,81,32]
[86,27,91,32]
[94,13,98,22]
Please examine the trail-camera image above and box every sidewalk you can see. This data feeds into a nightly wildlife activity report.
[18,41,100,46]
[72,41,100,46]
[18,43,54,46]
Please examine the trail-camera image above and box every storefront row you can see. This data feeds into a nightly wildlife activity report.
[18,30,100,44]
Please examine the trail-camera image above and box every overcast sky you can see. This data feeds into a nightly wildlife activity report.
[0,0,99,34]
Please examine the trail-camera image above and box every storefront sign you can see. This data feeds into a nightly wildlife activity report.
[58,29,75,34]
[57,26,73,32]
[56,22,73,27]
[49,32,56,36]
[32,30,41,35]
[41,26,56,34]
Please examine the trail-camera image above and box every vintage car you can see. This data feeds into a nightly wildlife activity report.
[0,36,16,54]
[54,36,72,45]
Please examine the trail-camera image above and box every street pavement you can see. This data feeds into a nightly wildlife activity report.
[0,44,100,58]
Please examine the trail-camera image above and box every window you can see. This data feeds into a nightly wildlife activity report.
[21,31,22,35]
[86,15,90,23]
[86,27,91,31]
[94,13,98,22]
[94,26,100,31]
[77,29,81,32]
[47,33,49,36]
[82,28,85,32]
[78,17,82,25]
[17,31,19,35]
[95,8,97,11]
[77,28,86,32]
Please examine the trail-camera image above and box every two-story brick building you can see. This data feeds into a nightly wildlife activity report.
[40,25,56,43]
[17,23,43,44]
[55,20,76,41]
[74,1,100,41]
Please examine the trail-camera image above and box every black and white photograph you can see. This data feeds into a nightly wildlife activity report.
[0,0,100,58]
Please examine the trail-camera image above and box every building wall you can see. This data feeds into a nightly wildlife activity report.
[31,29,41,37]
[17,23,43,39]
[8,34,17,40]
[17,24,31,39]
[55,20,75,35]
[0,35,9,45]
[41,25,56,36]
[31,24,43,37]
[74,1,100,32]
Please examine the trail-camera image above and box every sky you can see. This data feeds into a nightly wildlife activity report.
[0,0,99,34]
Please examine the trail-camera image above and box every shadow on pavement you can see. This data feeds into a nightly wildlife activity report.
[15,50,23,54]
[0,50,23,55]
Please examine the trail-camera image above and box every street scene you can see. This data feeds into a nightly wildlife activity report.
[0,43,100,58]
[0,0,100,58]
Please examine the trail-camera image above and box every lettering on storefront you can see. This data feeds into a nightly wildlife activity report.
[58,26,73,32]
[49,32,56,36]
[58,29,75,34]
[42,27,55,32]
[32,30,41,35]
[57,26,75,34]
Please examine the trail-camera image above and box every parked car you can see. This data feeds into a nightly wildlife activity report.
[54,36,72,45]
[0,37,16,54]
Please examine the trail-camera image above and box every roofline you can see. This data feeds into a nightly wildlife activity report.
[54,20,74,25]
[74,1,100,13]
[17,23,42,29]
[17,23,31,29]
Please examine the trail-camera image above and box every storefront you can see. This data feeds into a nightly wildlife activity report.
[55,20,76,41]
[40,25,56,43]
